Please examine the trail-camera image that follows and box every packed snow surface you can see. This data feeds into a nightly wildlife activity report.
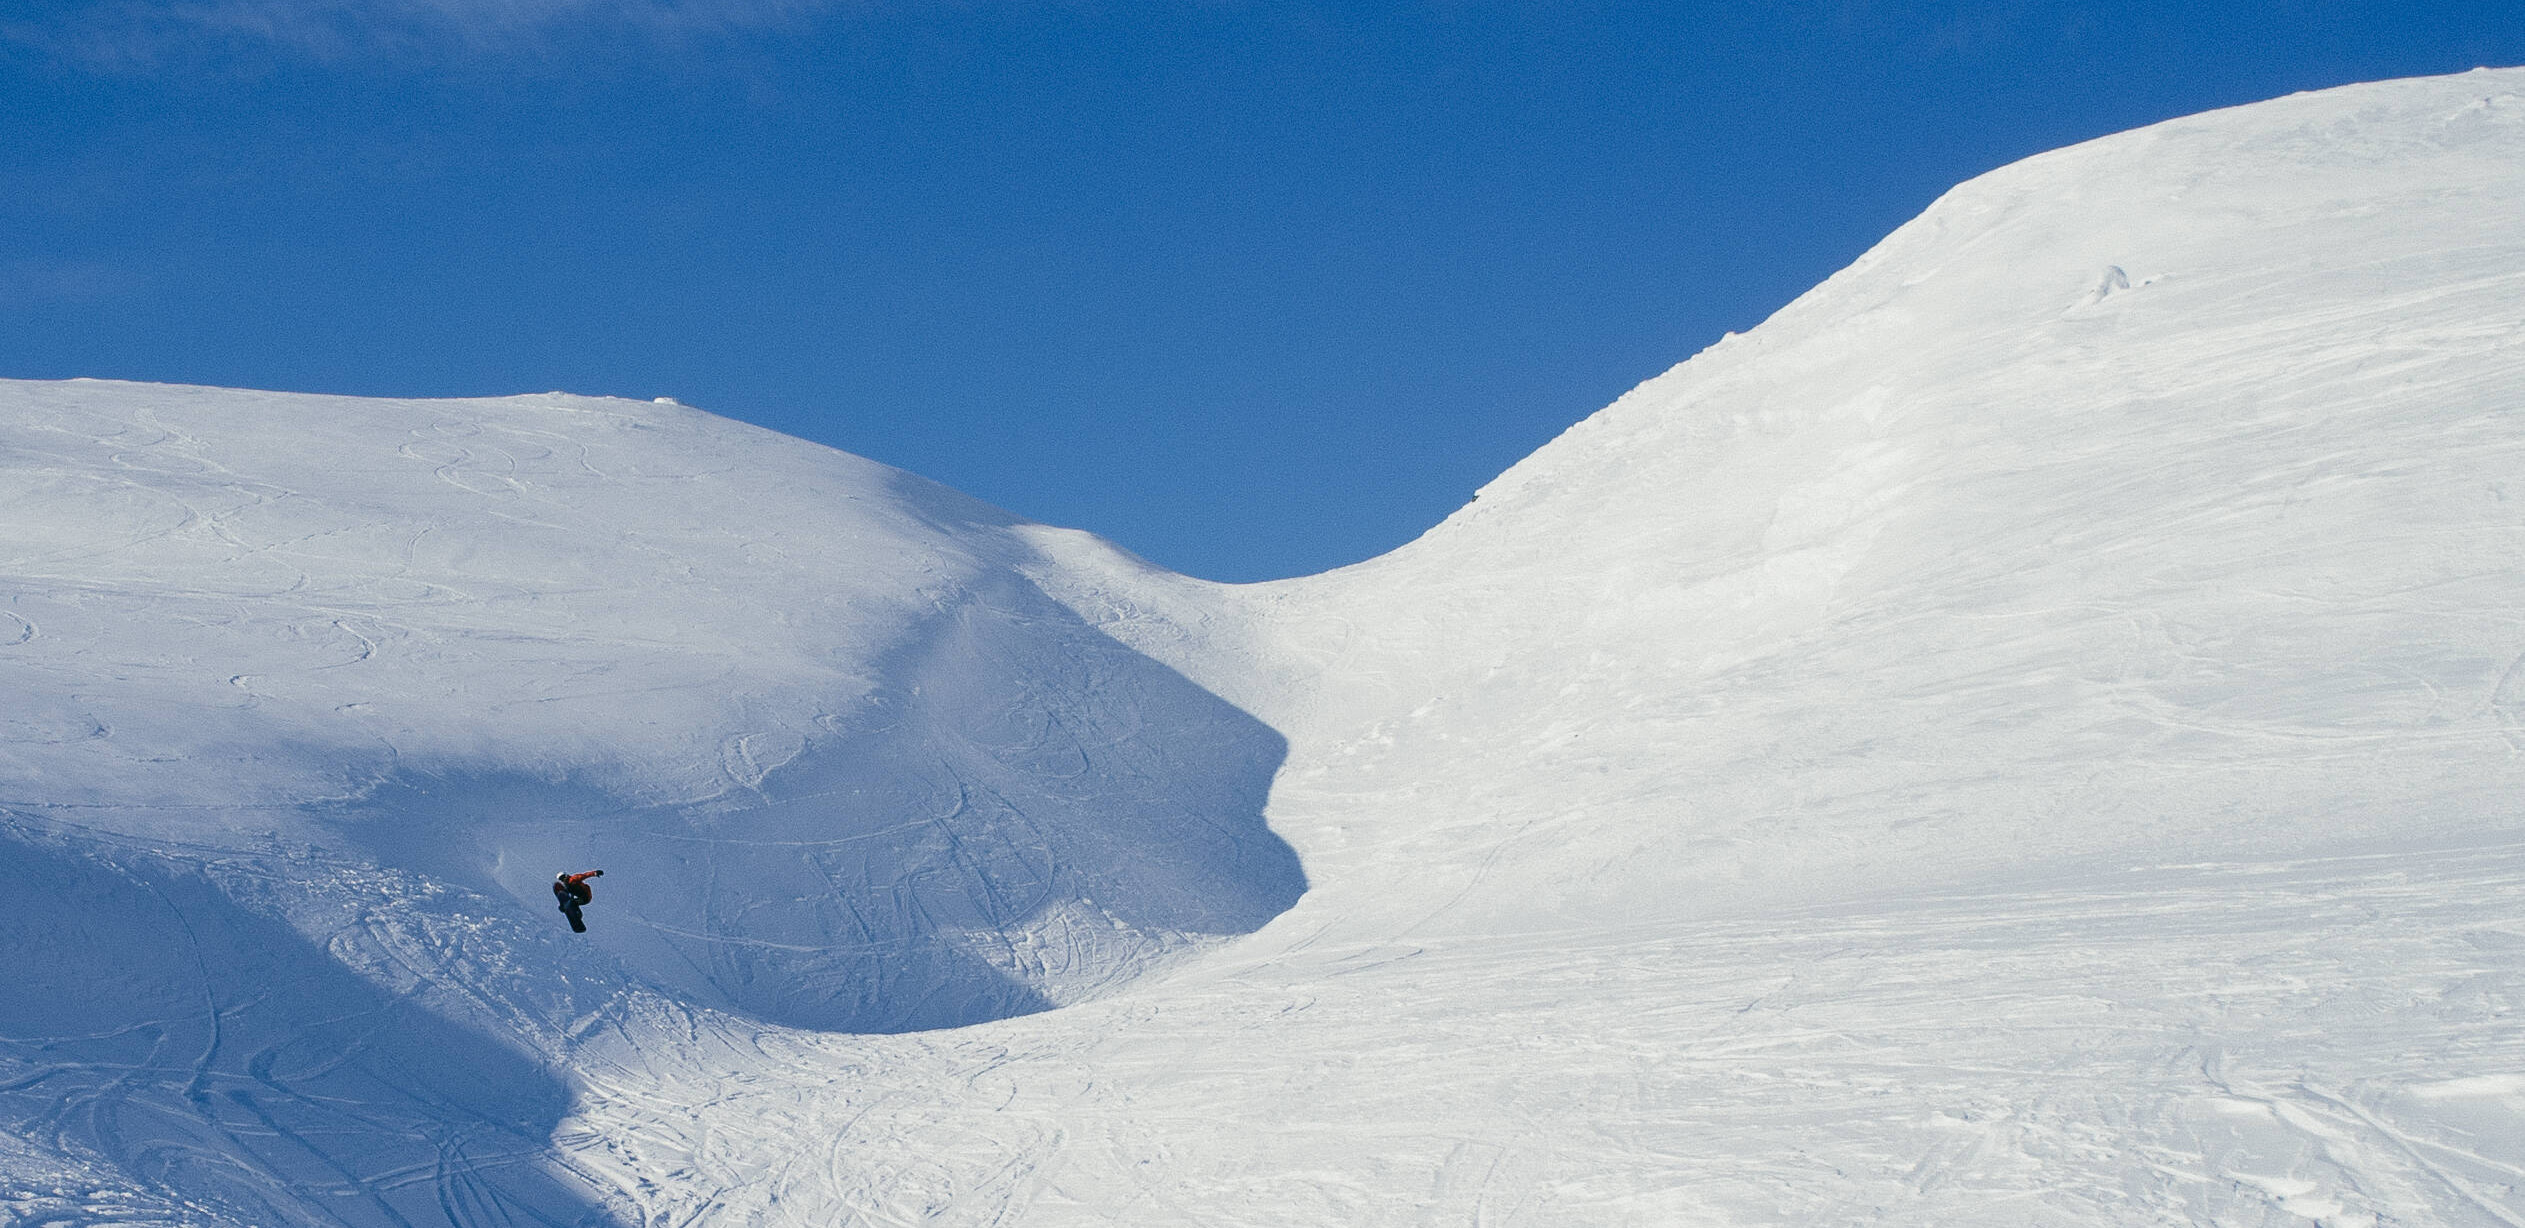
[6,66,2525,1227]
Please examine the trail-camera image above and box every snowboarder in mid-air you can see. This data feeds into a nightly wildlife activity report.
[553,869,604,933]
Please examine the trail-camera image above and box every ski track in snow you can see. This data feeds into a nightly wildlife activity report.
[7,67,2525,1227]
[562,840,2525,1227]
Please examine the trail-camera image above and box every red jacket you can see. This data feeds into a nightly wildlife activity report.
[553,870,602,906]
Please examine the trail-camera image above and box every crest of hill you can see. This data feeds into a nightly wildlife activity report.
[1038,66,2525,934]
[0,380,1302,1044]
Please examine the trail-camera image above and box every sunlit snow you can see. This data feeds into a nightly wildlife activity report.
[5,67,2525,1227]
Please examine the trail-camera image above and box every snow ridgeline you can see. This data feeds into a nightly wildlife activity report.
[4,66,2525,1228]
[1050,65,2525,931]
[0,384,1300,1223]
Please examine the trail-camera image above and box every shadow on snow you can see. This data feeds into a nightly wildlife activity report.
[339,569,1303,1036]
[0,829,610,1227]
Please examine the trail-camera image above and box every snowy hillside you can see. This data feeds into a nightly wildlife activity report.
[7,66,2525,1227]
[1077,64,2525,933]
[0,386,1301,1223]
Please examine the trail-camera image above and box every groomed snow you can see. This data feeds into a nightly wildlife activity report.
[6,66,2525,1227]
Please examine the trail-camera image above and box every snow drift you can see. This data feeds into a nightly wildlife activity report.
[1052,65,2525,931]
[6,66,2525,1228]
[0,385,1300,1220]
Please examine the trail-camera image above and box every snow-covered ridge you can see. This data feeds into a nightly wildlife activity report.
[1046,64,2525,931]
[8,66,2525,1227]
[0,382,1305,1032]
[0,380,1309,1219]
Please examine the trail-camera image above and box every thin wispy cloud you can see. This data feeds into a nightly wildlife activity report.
[0,257,145,308]
[7,0,854,68]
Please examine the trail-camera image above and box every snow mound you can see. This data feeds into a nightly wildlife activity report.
[0,383,1304,1032]
[0,382,1300,1220]
[1054,65,2525,934]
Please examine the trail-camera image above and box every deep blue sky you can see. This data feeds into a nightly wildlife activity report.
[4,2,2521,581]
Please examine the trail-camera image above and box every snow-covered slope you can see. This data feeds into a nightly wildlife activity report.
[0,385,1300,1223]
[1006,65,2525,1224]
[7,66,2525,1228]
[1074,63,2525,936]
